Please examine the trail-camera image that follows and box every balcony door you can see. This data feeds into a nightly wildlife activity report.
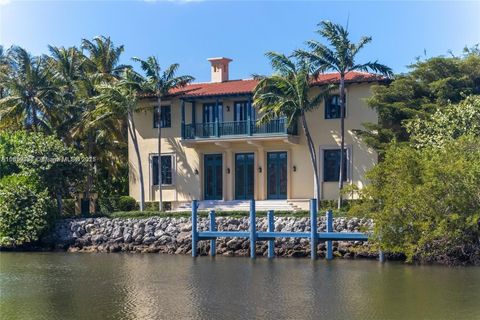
[267,152,288,199]
[203,103,223,123]
[204,154,223,200]
[235,153,255,200]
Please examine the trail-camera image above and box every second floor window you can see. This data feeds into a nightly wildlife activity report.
[152,155,173,185]
[325,95,346,119]
[203,103,223,123]
[153,105,171,128]
[323,149,348,182]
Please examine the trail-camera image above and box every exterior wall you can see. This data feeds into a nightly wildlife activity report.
[128,83,378,206]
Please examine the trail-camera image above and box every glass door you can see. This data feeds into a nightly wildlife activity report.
[204,154,223,200]
[235,153,255,200]
[267,152,288,199]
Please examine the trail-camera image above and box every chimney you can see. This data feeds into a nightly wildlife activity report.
[208,57,232,83]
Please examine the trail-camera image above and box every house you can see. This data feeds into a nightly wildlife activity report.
[129,57,385,211]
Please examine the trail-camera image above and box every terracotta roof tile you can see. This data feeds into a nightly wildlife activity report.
[140,72,385,99]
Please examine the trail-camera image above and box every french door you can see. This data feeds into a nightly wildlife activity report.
[204,154,223,200]
[267,152,288,199]
[235,153,255,200]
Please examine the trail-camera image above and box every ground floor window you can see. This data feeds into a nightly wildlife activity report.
[152,155,173,185]
[323,149,348,182]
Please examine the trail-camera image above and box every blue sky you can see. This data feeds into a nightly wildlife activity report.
[1,1,479,82]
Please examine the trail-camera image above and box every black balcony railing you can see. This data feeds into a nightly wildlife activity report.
[182,117,297,140]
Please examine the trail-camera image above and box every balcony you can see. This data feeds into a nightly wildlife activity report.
[182,117,298,140]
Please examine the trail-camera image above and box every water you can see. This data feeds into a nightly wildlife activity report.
[0,253,479,320]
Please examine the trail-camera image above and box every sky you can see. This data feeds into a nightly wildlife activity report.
[0,0,479,82]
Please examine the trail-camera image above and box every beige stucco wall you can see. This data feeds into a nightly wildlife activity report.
[128,83,378,205]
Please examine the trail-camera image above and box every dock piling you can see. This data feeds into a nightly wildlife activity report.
[267,210,275,258]
[249,199,257,259]
[191,200,198,257]
[209,210,216,256]
[326,210,333,260]
[310,199,318,260]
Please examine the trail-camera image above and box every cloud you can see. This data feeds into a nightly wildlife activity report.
[0,0,11,6]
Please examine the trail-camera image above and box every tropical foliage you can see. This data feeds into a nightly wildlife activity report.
[253,52,330,203]
[296,21,392,208]
[406,95,480,148]
[350,137,480,265]
[358,48,480,153]
[0,175,53,247]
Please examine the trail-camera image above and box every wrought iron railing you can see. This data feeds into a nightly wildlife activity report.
[182,117,297,139]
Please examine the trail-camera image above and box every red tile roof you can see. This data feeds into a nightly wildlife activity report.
[311,71,385,85]
[140,72,386,99]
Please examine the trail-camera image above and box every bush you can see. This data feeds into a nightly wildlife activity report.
[350,137,480,265]
[62,199,76,216]
[117,196,138,212]
[0,176,53,247]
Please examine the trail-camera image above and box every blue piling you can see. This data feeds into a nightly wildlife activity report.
[209,210,216,256]
[310,199,318,260]
[191,200,198,257]
[267,210,275,258]
[326,210,333,260]
[249,199,257,259]
[379,250,385,263]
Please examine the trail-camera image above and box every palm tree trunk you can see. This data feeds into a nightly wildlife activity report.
[301,114,321,206]
[128,113,145,211]
[156,96,163,212]
[338,74,346,210]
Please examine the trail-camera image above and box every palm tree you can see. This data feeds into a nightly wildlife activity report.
[46,45,84,140]
[133,56,194,211]
[73,36,127,210]
[253,52,331,204]
[0,45,10,99]
[296,21,392,209]
[92,69,146,211]
[0,46,55,132]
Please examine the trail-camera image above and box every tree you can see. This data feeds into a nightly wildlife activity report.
[11,131,89,215]
[133,56,194,211]
[406,95,480,148]
[253,52,330,204]
[296,21,392,209]
[74,36,128,209]
[0,46,56,132]
[350,137,480,265]
[359,49,480,154]
[93,69,146,211]
[0,175,53,247]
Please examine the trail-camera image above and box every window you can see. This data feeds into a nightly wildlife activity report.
[234,101,255,122]
[323,149,348,182]
[152,155,173,185]
[203,103,223,123]
[325,95,345,119]
[153,106,171,128]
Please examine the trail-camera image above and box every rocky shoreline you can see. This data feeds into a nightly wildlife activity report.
[40,216,380,259]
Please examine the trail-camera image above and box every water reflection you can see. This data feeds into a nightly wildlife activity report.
[1,253,479,320]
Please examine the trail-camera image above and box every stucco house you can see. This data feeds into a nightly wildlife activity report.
[128,57,385,211]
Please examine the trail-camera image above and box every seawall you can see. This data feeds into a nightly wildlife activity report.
[44,216,377,258]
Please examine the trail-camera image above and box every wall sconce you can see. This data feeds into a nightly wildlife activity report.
[226,105,230,112]
[258,166,262,173]
[194,169,199,175]
[226,168,231,174]
[293,165,297,172]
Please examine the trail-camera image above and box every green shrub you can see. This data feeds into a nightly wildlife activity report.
[62,199,76,216]
[0,176,53,247]
[350,137,480,264]
[117,196,138,212]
